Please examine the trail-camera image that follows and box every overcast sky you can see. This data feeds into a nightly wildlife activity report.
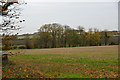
[25,0,119,2]
[4,0,120,34]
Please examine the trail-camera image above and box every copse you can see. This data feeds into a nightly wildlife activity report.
[31,23,113,49]
[36,23,64,48]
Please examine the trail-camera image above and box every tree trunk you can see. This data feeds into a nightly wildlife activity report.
[2,54,8,61]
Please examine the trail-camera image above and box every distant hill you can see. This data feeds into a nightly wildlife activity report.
[17,32,39,39]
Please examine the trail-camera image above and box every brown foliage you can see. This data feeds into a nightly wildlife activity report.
[25,36,34,49]
[2,35,17,50]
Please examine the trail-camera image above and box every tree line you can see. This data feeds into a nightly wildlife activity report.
[25,23,116,49]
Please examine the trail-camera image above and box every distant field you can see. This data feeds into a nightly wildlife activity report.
[17,35,33,39]
[2,45,118,78]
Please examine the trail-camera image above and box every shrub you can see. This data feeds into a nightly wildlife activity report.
[2,35,17,50]
[18,45,26,49]
[26,42,34,49]
[2,46,11,50]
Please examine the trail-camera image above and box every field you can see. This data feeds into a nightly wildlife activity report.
[2,45,118,78]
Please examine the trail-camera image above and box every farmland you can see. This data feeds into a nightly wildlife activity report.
[2,45,118,78]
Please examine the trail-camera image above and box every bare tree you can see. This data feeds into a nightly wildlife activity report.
[38,24,52,48]
[63,25,70,47]
[50,23,62,48]
[77,26,85,35]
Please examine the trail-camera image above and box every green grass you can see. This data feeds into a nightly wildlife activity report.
[112,35,120,37]
[17,36,33,39]
[2,46,118,78]
[59,72,88,78]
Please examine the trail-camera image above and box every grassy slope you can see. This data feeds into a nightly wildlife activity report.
[2,45,118,78]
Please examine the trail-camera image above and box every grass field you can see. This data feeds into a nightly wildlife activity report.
[2,45,118,78]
